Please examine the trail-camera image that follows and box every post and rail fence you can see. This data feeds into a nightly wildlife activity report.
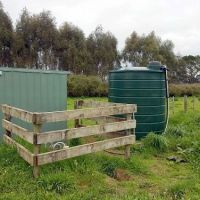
[170,96,198,113]
[1,100,137,178]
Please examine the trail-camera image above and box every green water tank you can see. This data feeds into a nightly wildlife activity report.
[0,68,69,140]
[108,62,167,139]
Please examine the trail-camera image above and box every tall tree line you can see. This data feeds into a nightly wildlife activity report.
[0,1,199,83]
[0,5,118,79]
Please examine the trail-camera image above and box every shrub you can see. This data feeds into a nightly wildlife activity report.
[143,132,168,152]
[169,83,200,97]
[68,75,108,97]
[68,75,200,97]
[68,75,89,97]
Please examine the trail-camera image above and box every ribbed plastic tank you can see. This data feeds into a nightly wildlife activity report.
[108,61,167,139]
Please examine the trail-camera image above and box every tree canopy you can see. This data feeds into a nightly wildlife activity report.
[0,2,13,66]
[86,26,118,79]
[122,31,178,81]
[57,22,88,73]
[0,1,199,83]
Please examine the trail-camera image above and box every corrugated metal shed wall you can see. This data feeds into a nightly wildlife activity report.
[0,68,68,140]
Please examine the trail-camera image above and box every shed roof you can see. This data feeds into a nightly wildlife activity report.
[0,67,69,75]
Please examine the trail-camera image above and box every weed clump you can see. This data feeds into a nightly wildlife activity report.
[143,132,168,152]
[98,155,127,177]
[37,173,76,194]
[166,126,186,137]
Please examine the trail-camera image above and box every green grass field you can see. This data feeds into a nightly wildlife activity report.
[1,97,200,200]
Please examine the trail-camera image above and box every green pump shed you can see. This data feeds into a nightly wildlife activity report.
[0,68,69,140]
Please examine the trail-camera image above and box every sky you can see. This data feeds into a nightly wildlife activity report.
[1,0,200,56]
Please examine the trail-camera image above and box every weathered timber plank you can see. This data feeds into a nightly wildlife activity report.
[1,104,33,123]
[37,130,66,144]
[68,119,135,139]
[37,135,135,165]
[2,119,34,144]
[34,104,137,124]
[93,116,126,124]
[78,100,124,108]
[36,119,136,144]
[3,135,34,166]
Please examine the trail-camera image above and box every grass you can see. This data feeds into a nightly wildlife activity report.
[1,96,200,199]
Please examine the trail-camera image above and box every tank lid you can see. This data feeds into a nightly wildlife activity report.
[117,66,148,71]
[147,61,165,70]
[110,61,167,73]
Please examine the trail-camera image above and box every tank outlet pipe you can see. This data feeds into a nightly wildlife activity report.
[160,66,169,134]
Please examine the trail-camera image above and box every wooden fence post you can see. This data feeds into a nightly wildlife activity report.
[33,123,42,178]
[172,96,175,114]
[4,114,12,137]
[74,100,80,128]
[125,113,132,159]
[184,95,188,112]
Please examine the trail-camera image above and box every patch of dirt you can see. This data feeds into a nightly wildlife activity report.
[114,168,132,181]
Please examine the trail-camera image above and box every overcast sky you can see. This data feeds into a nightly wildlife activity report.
[1,0,199,56]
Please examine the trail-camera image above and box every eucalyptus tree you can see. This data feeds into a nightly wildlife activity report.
[0,1,13,66]
[86,26,118,79]
[57,22,88,73]
[14,9,58,69]
[14,8,34,67]
[181,55,200,83]
[123,31,164,66]
[123,31,178,82]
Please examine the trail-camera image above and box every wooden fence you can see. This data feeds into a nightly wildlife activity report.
[170,96,198,113]
[1,100,137,178]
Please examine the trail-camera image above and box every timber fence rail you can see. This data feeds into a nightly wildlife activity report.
[1,101,137,178]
